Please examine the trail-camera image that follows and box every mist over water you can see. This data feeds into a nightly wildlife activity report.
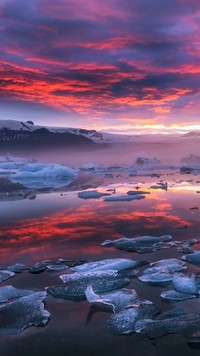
[1,135,199,167]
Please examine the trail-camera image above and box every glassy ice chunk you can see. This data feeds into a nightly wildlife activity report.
[150,258,186,273]
[104,195,145,202]
[101,235,172,253]
[135,316,200,338]
[78,191,110,199]
[0,291,50,335]
[172,273,199,295]
[46,264,68,271]
[4,263,27,273]
[47,270,129,300]
[161,290,197,301]
[138,271,173,286]
[71,258,148,272]
[0,285,35,303]
[182,251,200,267]
[108,303,160,335]
[85,286,149,312]
[0,270,15,283]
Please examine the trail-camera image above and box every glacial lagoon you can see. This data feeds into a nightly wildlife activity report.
[0,167,200,355]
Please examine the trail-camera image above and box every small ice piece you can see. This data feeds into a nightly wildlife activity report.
[29,260,55,273]
[138,271,173,286]
[47,270,129,300]
[78,191,110,199]
[4,263,27,273]
[71,258,148,272]
[172,273,199,295]
[0,270,15,283]
[0,291,50,335]
[160,290,197,301]
[101,235,172,253]
[46,264,68,271]
[108,303,159,335]
[104,195,145,202]
[0,285,35,303]
[127,190,150,195]
[85,286,148,312]
[150,258,186,273]
[135,316,200,338]
[182,251,200,267]
[150,182,168,190]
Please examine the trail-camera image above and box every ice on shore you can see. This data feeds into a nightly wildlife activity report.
[182,251,200,267]
[0,270,15,283]
[172,273,199,295]
[160,290,197,301]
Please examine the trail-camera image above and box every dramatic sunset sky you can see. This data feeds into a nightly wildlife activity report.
[1,0,200,133]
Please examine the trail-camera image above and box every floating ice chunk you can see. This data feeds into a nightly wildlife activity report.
[135,157,161,166]
[104,195,145,202]
[0,291,50,335]
[172,273,199,295]
[9,163,78,189]
[46,264,68,271]
[101,235,172,253]
[135,316,200,338]
[108,303,160,335]
[127,190,150,195]
[4,263,27,273]
[138,271,173,286]
[160,290,197,301]
[150,258,186,273]
[150,182,168,190]
[47,270,129,300]
[0,270,15,283]
[158,308,188,319]
[182,251,200,267]
[0,285,35,303]
[85,286,148,312]
[78,191,110,199]
[71,258,148,272]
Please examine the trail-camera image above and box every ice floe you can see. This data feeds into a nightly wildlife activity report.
[172,273,199,295]
[71,258,148,272]
[101,235,172,253]
[0,270,15,283]
[160,290,197,301]
[0,291,50,335]
[182,251,200,267]
[0,285,35,303]
[47,270,129,300]
[104,194,145,202]
[78,190,110,199]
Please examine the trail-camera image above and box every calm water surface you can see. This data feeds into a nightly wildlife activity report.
[0,171,200,356]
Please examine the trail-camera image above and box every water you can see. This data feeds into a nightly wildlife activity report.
[0,170,200,355]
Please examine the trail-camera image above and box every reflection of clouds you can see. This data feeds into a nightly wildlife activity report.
[0,189,192,264]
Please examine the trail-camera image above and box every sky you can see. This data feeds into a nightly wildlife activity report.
[0,0,200,134]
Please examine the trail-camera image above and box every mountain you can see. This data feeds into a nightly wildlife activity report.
[0,120,104,150]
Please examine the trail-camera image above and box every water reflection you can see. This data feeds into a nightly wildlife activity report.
[0,177,199,265]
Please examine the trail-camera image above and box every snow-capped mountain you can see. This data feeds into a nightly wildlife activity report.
[0,120,104,149]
